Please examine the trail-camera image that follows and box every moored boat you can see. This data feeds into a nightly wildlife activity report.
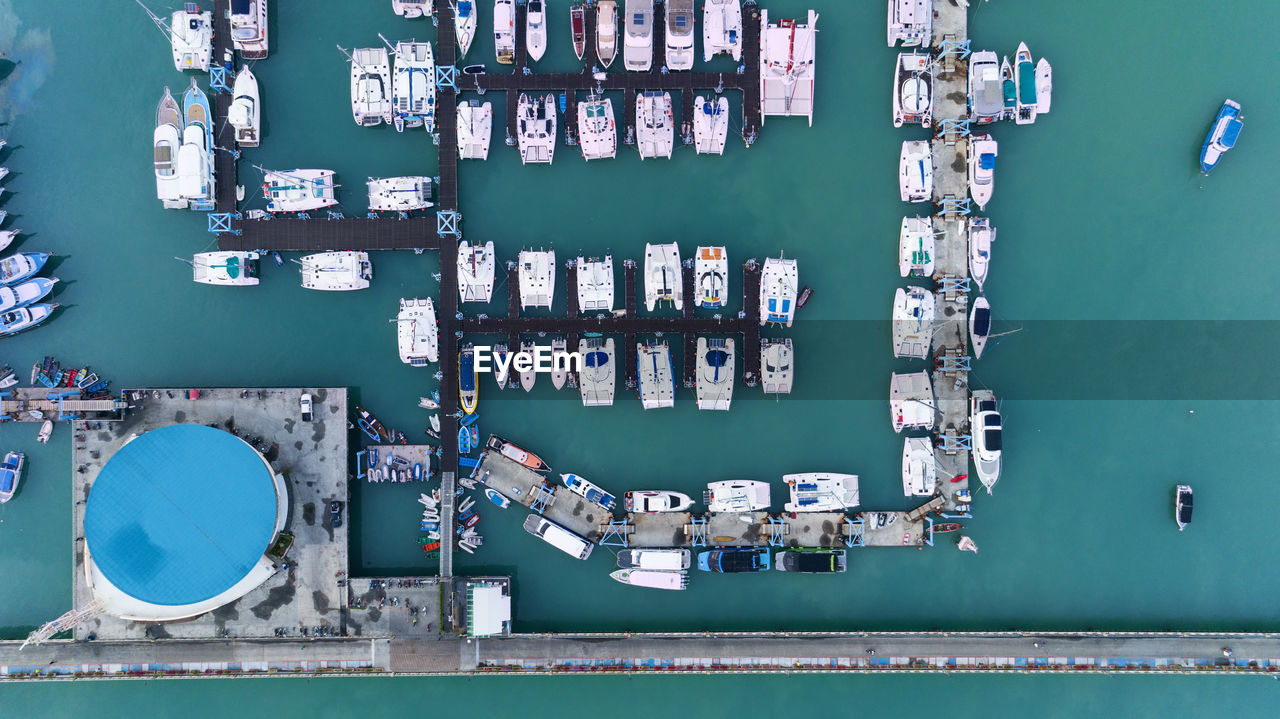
[696,547,770,573]
[1175,484,1193,530]
[228,67,261,148]
[1200,100,1243,175]
[1013,42,1037,125]
[967,217,995,290]
[458,240,496,303]
[617,548,691,570]
[703,0,742,62]
[760,338,793,395]
[262,168,338,213]
[517,93,557,165]
[665,0,694,71]
[179,79,214,205]
[550,337,569,389]
[969,389,1002,493]
[485,487,510,508]
[695,337,734,411]
[893,51,933,128]
[636,342,675,409]
[456,0,477,57]
[899,140,932,203]
[494,0,515,64]
[901,436,936,496]
[519,340,536,391]
[526,0,548,62]
[36,419,52,444]
[644,242,682,310]
[169,3,214,71]
[0,252,50,286]
[0,277,56,312]
[347,47,394,127]
[596,0,618,68]
[577,94,617,161]
[517,248,555,309]
[154,87,185,209]
[968,134,997,210]
[704,480,770,512]
[969,295,991,359]
[299,251,372,291]
[759,257,799,326]
[610,569,687,590]
[1035,58,1053,114]
[389,40,436,132]
[561,472,618,511]
[230,0,269,59]
[457,100,494,160]
[887,0,930,47]
[623,0,654,71]
[783,473,859,512]
[0,304,56,336]
[759,9,819,125]
[692,96,729,155]
[397,297,438,366]
[898,216,933,278]
[488,434,550,471]
[0,451,24,503]
[774,549,846,573]
[967,50,1003,123]
[890,370,934,433]
[0,229,18,254]
[579,337,616,406]
[576,256,614,312]
[392,0,432,18]
[356,405,391,443]
[694,246,728,307]
[367,176,434,212]
[192,251,259,286]
[891,285,934,360]
[570,5,586,60]
[625,490,694,513]
[460,345,479,414]
[635,91,674,159]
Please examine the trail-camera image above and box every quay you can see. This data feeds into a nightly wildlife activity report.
[1,386,127,423]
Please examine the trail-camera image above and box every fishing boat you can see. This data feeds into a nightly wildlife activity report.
[459,346,479,414]
[397,297,438,366]
[526,0,548,62]
[694,246,728,307]
[969,295,991,359]
[455,0,477,57]
[227,67,261,148]
[887,0,929,47]
[759,257,799,327]
[697,547,770,573]
[967,50,1003,123]
[890,370,934,433]
[392,0,432,18]
[0,451,24,503]
[230,0,268,59]
[665,0,694,70]
[759,9,819,125]
[635,91,674,159]
[1000,56,1016,120]
[783,473,859,512]
[596,0,618,68]
[891,285,934,360]
[347,47,393,127]
[0,229,17,254]
[367,176,434,212]
[1175,484,1193,530]
[299,251,372,291]
[36,419,52,444]
[901,436,936,497]
[1013,42,1038,125]
[356,406,391,443]
[0,252,50,286]
[1201,100,1243,175]
[192,251,259,286]
[494,0,515,64]
[561,473,617,510]
[623,0,654,71]
[898,216,934,278]
[458,426,473,454]
[695,337,734,411]
[618,548,691,570]
[577,94,617,161]
[636,342,675,409]
[1035,58,1053,114]
[967,217,995,291]
[898,140,932,202]
[610,569,687,590]
[761,338,794,395]
[0,304,55,336]
[703,0,742,61]
[579,337,616,406]
[644,242,682,310]
[693,96,729,155]
[704,480,770,512]
[968,134,997,210]
[488,435,550,471]
[774,549,846,574]
[485,487,510,508]
[179,79,214,205]
[169,3,214,71]
[458,240,496,303]
[154,87,186,209]
[932,523,962,534]
[626,490,693,513]
[550,337,569,389]
[570,4,586,60]
[457,100,493,160]
[969,389,1002,493]
[390,40,436,132]
[518,248,555,309]
[893,51,933,128]
[262,168,338,213]
[518,340,537,391]
[517,93,557,165]
[576,256,614,312]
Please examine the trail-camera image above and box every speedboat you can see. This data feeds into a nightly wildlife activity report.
[457,100,493,160]
[517,248,555,309]
[570,5,586,60]
[694,246,727,307]
[229,0,268,59]
[636,342,674,409]
[901,436,936,496]
[519,339,536,391]
[356,405,391,443]
[967,217,995,290]
[576,256,614,312]
[703,0,742,62]
[759,257,798,326]
[0,451,24,503]
[179,79,213,204]
[774,549,846,573]
[1013,42,1037,125]
[579,337,616,406]
[635,91,674,159]
[1175,484,1193,530]
[492,343,512,389]
[0,277,57,311]
[695,337,734,411]
[967,50,1003,123]
[891,285,934,360]
[761,338,793,395]
[0,252,50,286]
[349,47,393,127]
[494,0,515,64]
[1035,58,1053,114]
[517,93,557,165]
[154,87,185,209]
[783,473,859,512]
[577,94,617,161]
[455,0,477,58]
[263,169,338,213]
[488,435,550,471]
[299,251,372,291]
[623,0,654,71]
[968,134,997,210]
[644,242,682,310]
[390,41,436,132]
[459,346,479,414]
[0,304,57,336]
[36,419,52,444]
[526,0,547,62]
[560,473,617,511]
[759,9,819,125]
[617,548,691,570]
[367,176,434,212]
[890,370,934,433]
[458,240,496,302]
[397,297,438,366]
[1000,56,1016,120]
[625,490,693,513]
[887,0,930,47]
[693,96,729,155]
[969,389,1002,493]
[170,4,213,71]
[969,295,991,359]
[392,0,432,18]
[893,51,933,128]
[898,140,932,202]
[898,216,933,278]
[610,569,687,590]
[192,251,259,286]
[1201,100,1243,175]
[596,0,618,68]
[697,547,770,573]
[665,0,694,70]
[228,67,261,147]
[550,337,568,389]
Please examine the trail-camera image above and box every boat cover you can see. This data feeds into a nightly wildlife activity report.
[979,153,996,170]
[1221,118,1242,148]
[972,307,991,335]
[1017,61,1037,105]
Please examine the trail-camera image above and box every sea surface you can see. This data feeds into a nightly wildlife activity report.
[2,0,1279,714]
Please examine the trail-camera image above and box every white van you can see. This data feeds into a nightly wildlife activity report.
[523,515,594,560]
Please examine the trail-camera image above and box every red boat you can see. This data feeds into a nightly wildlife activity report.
[933,523,963,534]
[570,5,585,60]
[421,541,441,552]
[796,286,813,309]
[487,434,550,471]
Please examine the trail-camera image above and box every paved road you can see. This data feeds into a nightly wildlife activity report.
[0,638,384,669]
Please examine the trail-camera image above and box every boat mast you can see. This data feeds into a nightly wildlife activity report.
[336,45,380,76]
[135,0,176,44]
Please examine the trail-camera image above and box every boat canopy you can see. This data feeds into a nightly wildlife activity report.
[1017,61,1037,105]
[979,153,996,170]
[1002,79,1016,107]
[1221,117,1243,148]
[231,0,250,12]
[786,552,840,573]
[972,307,991,335]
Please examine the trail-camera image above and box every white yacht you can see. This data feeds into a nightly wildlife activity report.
[759,256,798,327]
[644,242,682,311]
[1036,58,1053,114]
[349,47,393,127]
[703,0,742,62]
[623,0,654,71]
[887,0,930,47]
[636,342,674,409]
[890,370,934,433]
[695,337,734,411]
[367,176,434,212]
[577,94,617,161]
[892,285,934,360]
[519,340,537,391]
[230,0,268,59]
[455,0,477,58]
[783,473,859,513]
[892,51,933,128]
[579,337,616,406]
[458,240,496,302]
[665,0,694,70]
[494,0,515,64]
[617,548,692,570]
[457,100,493,160]
[154,87,185,209]
[899,140,932,202]
[390,40,436,132]
[968,134,997,210]
[517,93,557,165]
[596,0,618,68]
[576,255,614,312]
[626,490,694,513]
[299,251,372,291]
[635,91,674,159]
[262,169,338,213]
[178,79,213,205]
[396,297,438,366]
[169,4,213,71]
[694,246,728,307]
[393,0,432,18]
[898,216,934,277]
[761,338,793,395]
[704,480,769,513]
[693,96,729,155]
[550,337,568,389]
[967,50,1003,123]
[969,295,991,359]
[192,251,259,286]
[228,66,261,148]
[492,343,512,389]
[901,436,936,497]
[526,0,548,62]
[759,9,818,125]
[610,569,688,591]
[1013,42,1038,125]
[969,389,1002,493]
[518,248,555,309]
[968,216,995,291]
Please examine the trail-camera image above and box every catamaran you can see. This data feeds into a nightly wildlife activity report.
[0,451,23,503]
[636,91,674,159]
[230,0,268,59]
[299,251,372,291]
[455,1,477,58]
[899,140,932,203]
[759,9,818,125]
[560,473,618,511]
[893,51,933,128]
[389,40,436,132]
[518,248,555,309]
[703,0,742,62]
[626,489,693,512]
[348,47,394,127]
[695,337,734,411]
[577,94,617,161]
[967,50,1003,124]
[898,216,934,277]
[969,295,991,359]
[526,0,548,62]
[665,0,694,70]
[624,0,654,71]
[890,370,934,433]
[970,389,1002,493]
[694,246,728,307]
[367,176,434,212]
[459,345,479,414]
[968,134,997,210]
[692,96,729,155]
[761,338,794,395]
[517,93,557,165]
[0,277,57,311]
[1035,58,1053,114]
[393,0,432,18]
[154,87,185,209]
[705,480,770,512]
[968,216,995,290]
[636,342,675,409]
[397,297,438,366]
[179,79,214,206]
[579,337,616,406]
[0,253,49,286]
[228,67,261,148]
[596,0,618,68]
[610,569,687,591]
[759,256,798,327]
[457,100,493,159]
[783,473,859,512]
[494,0,515,64]
[576,256,615,312]
[901,436,936,497]
[0,304,56,336]
[1201,100,1243,175]
[1013,42,1037,125]
[192,251,259,286]
[644,242,682,310]
[892,285,934,360]
[887,0,930,47]
[458,240,496,302]
[262,168,338,213]
[161,3,213,71]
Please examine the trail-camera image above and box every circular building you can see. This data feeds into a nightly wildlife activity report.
[83,425,287,621]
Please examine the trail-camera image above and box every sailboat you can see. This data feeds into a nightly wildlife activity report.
[887,0,930,48]
[299,252,372,291]
[898,140,932,203]
[596,0,618,68]
[457,240,496,302]
[346,46,393,127]
[898,216,933,277]
[526,0,548,62]
[579,337,616,406]
[577,94,617,161]
[388,39,436,132]
[644,242,682,311]
[969,296,991,359]
[892,51,933,128]
[576,256,615,312]
[635,91,674,160]
[517,93,557,165]
[517,248,555,309]
[703,0,742,62]
[901,436,936,497]
[891,285,934,360]
[694,246,728,307]
[397,297,438,366]
[783,473,859,512]
[191,251,259,286]
[759,9,819,125]
[637,342,675,409]
[457,100,493,160]
[890,371,934,433]
[154,87,186,209]
[694,337,734,411]
[367,176,434,212]
[393,0,432,18]
[759,257,798,326]
[692,96,729,155]
[262,168,338,213]
[455,1,478,58]
[760,338,793,395]
[228,67,261,148]
[138,1,213,72]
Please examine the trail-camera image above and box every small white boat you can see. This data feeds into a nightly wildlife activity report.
[969,295,991,359]
[515,339,536,391]
[455,0,477,58]
[623,0,654,72]
[610,569,687,591]
[958,536,979,554]
[695,337,734,411]
[704,480,770,512]
[178,79,213,204]
[703,0,742,62]
[899,140,932,203]
[759,9,818,126]
[230,0,269,59]
[970,389,1002,493]
[457,100,493,160]
[392,0,432,18]
[517,93,557,165]
[458,240,495,302]
[579,337,616,406]
[890,370,934,433]
[397,297,438,366]
[887,0,930,47]
[644,242,682,311]
[494,0,515,64]
[901,436,936,497]
[636,342,674,409]
[154,87,185,209]
[228,67,261,148]
[694,246,728,307]
[617,548,691,570]
[636,91,674,159]
[0,451,24,503]
[193,251,259,286]
[967,50,1004,123]
[367,176,434,212]
[526,0,547,62]
[1035,57,1053,114]
[968,134,997,210]
[170,4,213,71]
[596,0,618,68]
[759,257,798,327]
[576,255,614,312]
[783,473,859,513]
[390,40,436,132]
[550,337,568,389]
[299,251,372,291]
[577,94,617,161]
[892,51,933,128]
[692,96,729,155]
[625,489,693,512]
[1175,484,1193,530]
[263,169,338,213]
[36,419,52,444]
[967,217,995,291]
[892,285,934,360]
[419,395,439,410]
[665,0,694,71]
[898,216,933,278]
[761,338,794,395]
[348,47,394,127]
[1013,42,1038,125]
[518,248,555,309]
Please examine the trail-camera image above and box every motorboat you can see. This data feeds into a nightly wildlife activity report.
[524,515,593,559]
[898,140,932,202]
[887,0,930,47]
[967,216,995,291]
[695,338,734,411]
[519,339,537,391]
[459,346,479,414]
[1013,42,1037,125]
[390,40,436,132]
[969,295,991,359]
[36,419,52,444]
[517,93,557,165]
[0,451,24,503]
[492,343,512,389]
[457,100,493,160]
[179,79,213,204]
[550,337,568,389]
[759,257,798,326]
[1000,56,1016,120]
[774,549,846,573]
[625,490,693,513]
[635,91,674,159]
[665,0,694,70]
[455,0,477,58]
[299,251,372,291]
[890,370,934,433]
[263,169,338,213]
[1035,58,1053,114]
[579,337,616,406]
[348,47,393,127]
[397,297,438,366]
[898,216,934,278]
[458,240,496,302]
[694,246,727,307]
[901,436,936,497]
[783,473,859,512]
[526,0,547,62]
[617,548,691,570]
[636,342,674,409]
[169,3,213,71]
[0,252,50,286]
[967,50,1003,123]
[228,67,261,148]
[610,569,687,590]
[488,435,550,471]
[485,487,510,509]
[693,96,729,155]
[1175,485,1193,530]
[893,51,933,128]
[570,5,586,60]
[1201,100,1243,175]
[576,256,614,312]
[577,94,617,161]
[517,248,555,309]
[560,473,617,511]
[968,134,997,210]
[192,251,259,286]
[969,389,1002,493]
[494,0,515,64]
[761,338,793,395]
[704,480,770,512]
[703,0,742,62]
[154,87,185,209]
[759,9,818,125]
[0,368,14,390]
[0,277,57,311]
[367,176,434,212]
[0,229,17,254]
[0,304,56,336]
[644,242,682,310]
[393,0,432,18]
[697,547,770,573]
[891,285,934,360]
[229,0,268,59]
[596,0,618,68]
[623,0,654,71]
